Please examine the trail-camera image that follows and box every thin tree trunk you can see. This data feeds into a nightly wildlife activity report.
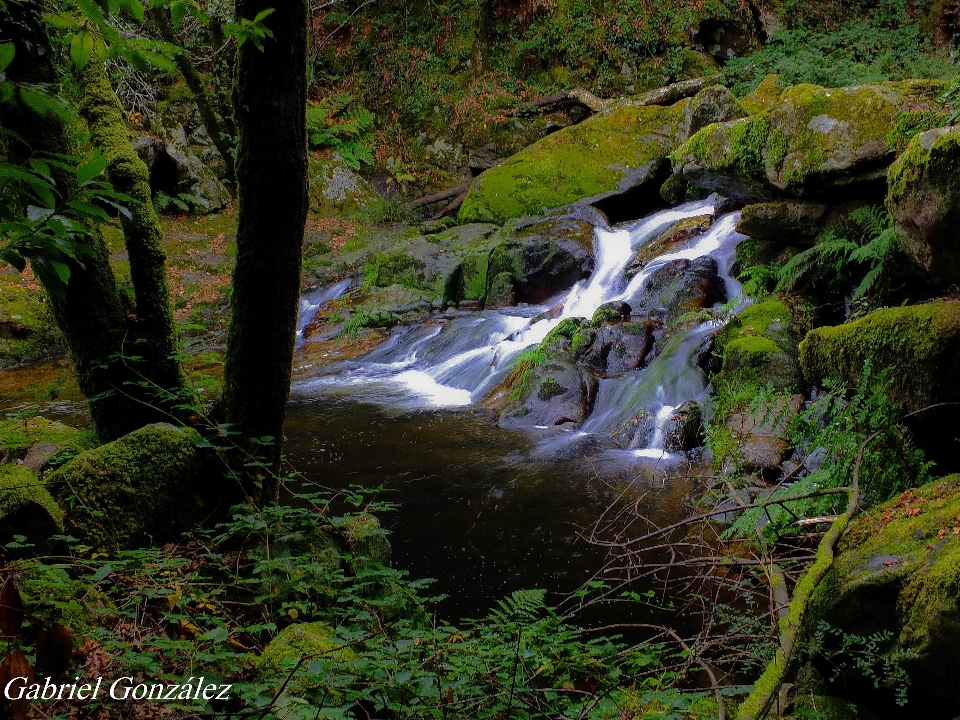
[148,6,236,180]
[0,0,167,440]
[74,51,190,415]
[219,0,309,504]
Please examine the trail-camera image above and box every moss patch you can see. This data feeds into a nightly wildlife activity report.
[459,101,688,224]
[715,297,802,391]
[0,282,65,367]
[0,416,99,468]
[47,423,206,552]
[799,301,960,411]
[0,464,64,547]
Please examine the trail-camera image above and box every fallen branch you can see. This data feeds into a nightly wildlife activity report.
[429,181,473,219]
[408,177,474,210]
[736,401,960,720]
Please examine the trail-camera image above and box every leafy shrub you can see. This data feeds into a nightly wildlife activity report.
[724,19,957,95]
[306,94,376,169]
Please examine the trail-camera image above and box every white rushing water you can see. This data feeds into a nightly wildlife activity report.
[294,197,746,454]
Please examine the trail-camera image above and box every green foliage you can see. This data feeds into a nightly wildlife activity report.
[306,95,376,170]
[152,190,202,215]
[724,13,957,95]
[1,486,681,720]
[776,206,906,313]
[725,366,932,542]
[814,621,918,706]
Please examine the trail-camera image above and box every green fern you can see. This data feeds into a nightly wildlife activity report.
[306,94,376,169]
[775,206,902,309]
[488,588,548,625]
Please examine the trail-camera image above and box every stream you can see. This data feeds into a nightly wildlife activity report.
[286,198,747,619]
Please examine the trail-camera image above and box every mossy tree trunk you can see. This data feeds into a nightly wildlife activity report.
[0,0,175,440]
[74,51,191,420]
[148,6,236,180]
[218,0,309,504]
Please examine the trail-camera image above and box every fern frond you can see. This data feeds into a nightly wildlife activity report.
[489,588,547,624]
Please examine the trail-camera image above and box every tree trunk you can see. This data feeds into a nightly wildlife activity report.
[148,6,236,180]
[74,51,191,416]
[0,0,171,440]
[219,0,309,504]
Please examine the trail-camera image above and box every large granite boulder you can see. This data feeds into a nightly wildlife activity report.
[459,101,689,224]
[672,80,945,201]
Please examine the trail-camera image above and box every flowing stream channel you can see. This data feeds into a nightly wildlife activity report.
[287,198,747,619]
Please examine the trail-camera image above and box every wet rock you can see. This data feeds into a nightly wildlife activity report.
[626,214,713,275]
[459,101,689,224]
[801,474,960,717]
[887,126,960,286]
[664,400,705,452]
[610,407,658,449]
[591,301,632,324]
[723,394,804,474]
[499,360,596,430]
[483,218,595,307]
[682,85,747,139]
[629,256,726,324]
[673,80,946,201]
[602,322,656,373]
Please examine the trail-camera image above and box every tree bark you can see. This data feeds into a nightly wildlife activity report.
[148,6,236,180]
[0,0,170,440]
[219,0,309,504]
[74,51,190,416]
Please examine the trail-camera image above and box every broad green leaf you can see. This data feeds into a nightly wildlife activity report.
[0,249,26,272]
[120,0,145,22]
[135,50,176,73]
[91,563,113,582]
[76,153,107,186]
[170,1,187,26]
[42,13,80,29]
[0,43,14,73]
[253,8,275,23]
[70,31,95,69]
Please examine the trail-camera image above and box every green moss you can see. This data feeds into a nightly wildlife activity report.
[47,424,206,552]
[0,283,65,367]
[799,302,960,411]
[715,298,802,391]
[459,101,687,224]
[543,317,582,345]
[886,110,951,154]
[363,250,422,289]
[0,464,64,546]
[591,306,621,326]
[337,512,391,568]
[257,622,357,698]
[0,417,99,467]
[741,74,784,115]
[536,376,567,401]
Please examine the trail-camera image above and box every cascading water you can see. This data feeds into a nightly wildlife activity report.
[294,197,746,458]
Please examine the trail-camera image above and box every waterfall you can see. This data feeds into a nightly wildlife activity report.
[294,197,746,454]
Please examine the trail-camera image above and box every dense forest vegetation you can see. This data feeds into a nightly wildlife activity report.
[1,0,960,719]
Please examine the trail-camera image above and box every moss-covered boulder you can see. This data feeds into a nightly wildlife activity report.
[0,283,65,368]
[715,298,803,391]
[802,475,960,716]
[459,101,688,224]
[499,356,596,430]
[682,85,747,139]
[741,74,785,116]
[627,256,726,325]
[799,301,960,412]
[339,512,391,568]
[0,464,64,550]
[673,80,945,201]
[887,126,960,286]
[257,622,357,708]
[308,156,380,216]
[735,201,833,245]
[47,423,206,552]
[0,417,99,470]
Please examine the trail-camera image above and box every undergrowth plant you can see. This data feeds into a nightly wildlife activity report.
[725,366,932,543]
[0,482,719,720]
[775,206,913,316]
[306,94,376,170]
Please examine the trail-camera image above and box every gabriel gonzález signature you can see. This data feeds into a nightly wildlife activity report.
[4,675,233,702]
